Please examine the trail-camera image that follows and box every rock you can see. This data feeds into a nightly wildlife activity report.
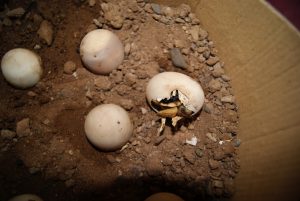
[233,139,241,147]
[6,7,25,18]
[1,129,16,140]
[203,50,210,59]
[212,180,224,188]
[178,4,191,18]
[213,149,226,160]
[183,148,196,164]
[221,75,231,82]
[16,118,30,137]
[221,95,235,104]
[145,152,164,176]
[154,135,166,146]
[94,76,112,91]
[223,110,238,122]
[195,148,203,157]
[119,99,134,110]
[88,0,96,7]
[124,73,137,86]
[3,18,12,26]
[124,43,131,56]
[206,133,217,142]
[170,48,187,69]
[102,3,124,29]
[199,27,208,39]
[190,26,199,41]
[151,3,161,14]
[175,18,185,23]
[63,61,77,74]
[106,155,117,163]
[212,64,225,77]
[37,20,54,46]
[206,56,219,66]
[162,6,175,17]
[29,167,40,174]
[209,159,220,170]
[222,143,235,155]
[203,102,214,114]
[208,79,222,92]
[174,39,185,48]
[140,107,148,114]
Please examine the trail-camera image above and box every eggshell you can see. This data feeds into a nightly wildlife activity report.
[84,104,133,151]
[146,72,205,114]
[8,194,43,201]
[1,48,42,89]
[144,192,184,201]
[80,29,124,74]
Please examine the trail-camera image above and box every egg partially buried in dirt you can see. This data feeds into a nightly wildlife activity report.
[84,104,133,151]
[144,192,185,201]
[1,48,43,89]
[80,29,124,75]
[8,194,43,201]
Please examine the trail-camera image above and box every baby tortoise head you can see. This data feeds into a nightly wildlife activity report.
[151,90,195,118]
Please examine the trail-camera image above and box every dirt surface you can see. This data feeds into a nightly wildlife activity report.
[0,1,240,201]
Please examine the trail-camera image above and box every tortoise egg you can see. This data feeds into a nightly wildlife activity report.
[80,29,124,75]
[1,48,43,89]
[84,104,133,151]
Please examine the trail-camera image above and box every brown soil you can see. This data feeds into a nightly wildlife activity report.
[0,0,240,201]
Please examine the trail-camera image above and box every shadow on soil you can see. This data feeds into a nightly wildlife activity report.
[0,150,230,201]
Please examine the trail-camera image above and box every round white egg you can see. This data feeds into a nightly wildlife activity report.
[1,48,43,89]
[84,104,133,151]
[146,72,205,115]
[80,29,124,75]
[144,192,184,201]
[8,194,43,201]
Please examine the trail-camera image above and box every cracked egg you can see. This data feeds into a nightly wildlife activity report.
[146,72,204,133]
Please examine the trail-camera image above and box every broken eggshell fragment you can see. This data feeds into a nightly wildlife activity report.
[80,29,124,75]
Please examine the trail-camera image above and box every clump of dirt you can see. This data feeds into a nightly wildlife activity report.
[0,0,240,201]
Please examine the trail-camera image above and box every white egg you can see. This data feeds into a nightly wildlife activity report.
[80,29,124,75]
[8,194,43,201]
[144,192,185,201]
[1,48,43,89]
[146,72,205,115]
[84,104,133,151]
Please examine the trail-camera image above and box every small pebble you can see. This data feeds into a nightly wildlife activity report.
[6,7,25,18]
[1,129,16,140]
[94,76,112,91]
[154,135,166,146]
[151,3,161,14]
[208,79,222,92]
[195,148,203,157]
[209,159,220,170]
[203,102,214,114]
[233,139,241,147]
[206,56,219,66]
[170,48,187,69]
[206,133,217,142]
[37,20,54,46]
[88,0,96,7]
[16,118,31,137]
[120,99,134,110]
[64,61,77,74]
[124,43,131,56]
[140,107,148,114]
[221,95,235,104]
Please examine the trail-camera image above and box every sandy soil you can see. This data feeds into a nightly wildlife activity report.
[0,0,240,201]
